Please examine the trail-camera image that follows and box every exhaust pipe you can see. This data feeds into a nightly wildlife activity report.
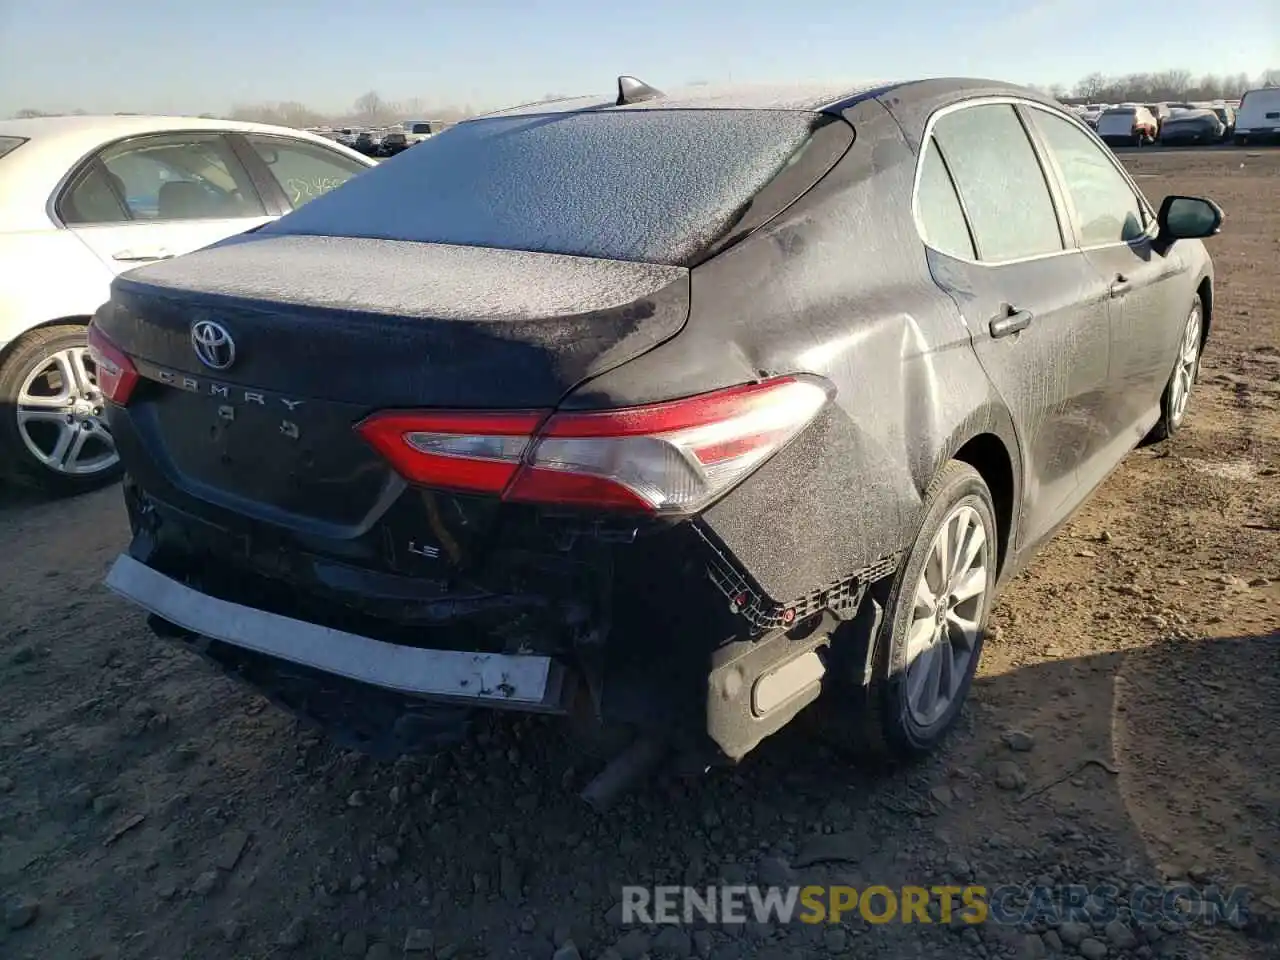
[580,736,668,812]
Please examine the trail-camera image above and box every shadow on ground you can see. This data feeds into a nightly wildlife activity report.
[1,600,1276,959]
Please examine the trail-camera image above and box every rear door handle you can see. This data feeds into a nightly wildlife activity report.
[112,248,174,262]
[989,308,1033,339]
[1109,274,1131,297]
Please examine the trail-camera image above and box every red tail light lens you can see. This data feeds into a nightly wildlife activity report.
[356,376,831,515]
[86,322,139,405]
[356,410,548,493]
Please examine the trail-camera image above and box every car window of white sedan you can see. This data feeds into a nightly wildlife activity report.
[62,134,264,225]
[245,136,368,209]
[1027,108,1148,247]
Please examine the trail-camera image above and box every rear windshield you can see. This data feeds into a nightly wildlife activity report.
[0,135,28,160]
[264,109,839,265]
[409,123,433,134]
[1103,108,1135,116]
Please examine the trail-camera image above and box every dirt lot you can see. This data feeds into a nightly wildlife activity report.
[1,149,1277,960]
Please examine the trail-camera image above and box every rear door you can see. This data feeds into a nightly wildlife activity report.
[1022,104,1186,457]
[915,100,1114,550]
[59,132,273,271]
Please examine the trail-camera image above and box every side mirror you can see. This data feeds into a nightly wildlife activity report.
[1157,195,1223,243]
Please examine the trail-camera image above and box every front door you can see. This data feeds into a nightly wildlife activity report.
[1020,105,1189,456]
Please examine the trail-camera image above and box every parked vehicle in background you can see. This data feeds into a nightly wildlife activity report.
[1080,104,1107,128]
[379,131,409,156]
[353,131,380,156]
[1144,103,1172,133]
[1209,105,1235,140]
[336,128,357,147]
[90,77,1221,786]
[0,115,375,493]
[402,120,437,144]
[1159,108,1226,145]
[1097,105,1158,146]
[1234,88,1280,145]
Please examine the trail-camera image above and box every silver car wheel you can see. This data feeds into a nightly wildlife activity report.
[1169,302,1203,428]
[903,503,989,728]
[15,346,118,476]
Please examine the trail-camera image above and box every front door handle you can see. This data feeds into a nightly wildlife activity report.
[989,308,1033,338]
[1109,274,1131,297]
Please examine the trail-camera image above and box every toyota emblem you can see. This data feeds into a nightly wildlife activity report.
[191,320,236,370]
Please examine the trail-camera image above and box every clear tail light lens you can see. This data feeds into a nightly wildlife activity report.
[356,376,832,515]
[86,322,139,405]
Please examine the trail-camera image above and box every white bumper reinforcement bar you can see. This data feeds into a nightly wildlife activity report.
[103,553,564,710]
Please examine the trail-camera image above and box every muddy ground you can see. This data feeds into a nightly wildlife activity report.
[1,149,1277,960]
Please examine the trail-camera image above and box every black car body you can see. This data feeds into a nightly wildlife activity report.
[89,78,1222,779]
[379,132,409,156]
[352,132,378,156]
[1160,109,1226,145]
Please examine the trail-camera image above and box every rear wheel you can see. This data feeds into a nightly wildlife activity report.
[821,461,997,761]
[0,324,122,495]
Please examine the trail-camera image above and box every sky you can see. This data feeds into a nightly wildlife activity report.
[0,0,1276,117]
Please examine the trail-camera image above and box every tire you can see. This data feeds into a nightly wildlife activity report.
[1234,135,1247,147]
[0,323,122,495]
[1143,295,1205,445]
[821,460,998,762]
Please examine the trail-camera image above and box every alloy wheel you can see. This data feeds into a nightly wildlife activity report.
[15,346,118,476]
[903,503,990,728]
[1168,303,1203,427]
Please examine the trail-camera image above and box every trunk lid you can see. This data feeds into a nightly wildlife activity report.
[98,234,689,540]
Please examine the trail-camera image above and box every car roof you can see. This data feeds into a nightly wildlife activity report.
[0,114,373,162]
[471,77,1082,127]
[475,80,906,119]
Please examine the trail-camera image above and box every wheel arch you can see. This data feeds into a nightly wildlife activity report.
[1196,275,1212,347]
[929,400,1022,581]
[0,314,93,368]
[949,433,1016,577]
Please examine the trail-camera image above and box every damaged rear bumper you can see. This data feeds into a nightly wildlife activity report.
[104,553,569,711]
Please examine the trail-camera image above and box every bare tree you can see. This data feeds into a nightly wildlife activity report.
[354,90,387,123]
[1073,72,1108,99]
[1260,68,1280,88]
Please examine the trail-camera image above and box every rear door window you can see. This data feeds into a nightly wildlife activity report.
[84,134,264,222]
[245,136,369,209]
[62,164,130,223]
[915,140,975,260]
[930,103,1064,263]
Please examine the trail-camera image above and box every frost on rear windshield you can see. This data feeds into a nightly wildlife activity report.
[261,110,825,266]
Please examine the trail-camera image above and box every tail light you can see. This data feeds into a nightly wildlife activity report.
[86,322,139,405]
[356,376,832,515]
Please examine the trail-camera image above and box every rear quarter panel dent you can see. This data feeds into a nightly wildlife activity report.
[685,101,1002,602]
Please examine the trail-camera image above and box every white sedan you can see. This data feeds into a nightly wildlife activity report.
[0,115,375,493]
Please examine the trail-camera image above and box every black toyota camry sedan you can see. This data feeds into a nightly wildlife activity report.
[88,76,1221,797]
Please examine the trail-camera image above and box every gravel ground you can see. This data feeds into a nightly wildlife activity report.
[1,149,1277,960]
